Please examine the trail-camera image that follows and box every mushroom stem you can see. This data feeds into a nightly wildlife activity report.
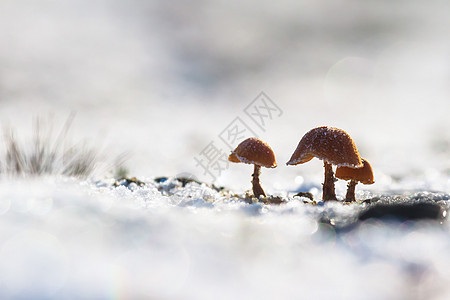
[252,164,266,199]
[345,180,357,202]
[322,161,337,201]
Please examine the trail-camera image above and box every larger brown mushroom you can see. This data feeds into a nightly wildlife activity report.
[228,137,277,199]
[336,158,374,202]
[286,126,362,201]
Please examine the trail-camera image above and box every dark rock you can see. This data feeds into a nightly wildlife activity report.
[211,184,225,192]
[154,176,168,183]
[294,192,314,201]
[175,176,202,187]
[114,177,145,188]
[361,196,380,204]
[262,196,285,205]
[358,202,445,222]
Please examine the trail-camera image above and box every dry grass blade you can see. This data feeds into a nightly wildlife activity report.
[4,128,26,175]
[62,144,98,177]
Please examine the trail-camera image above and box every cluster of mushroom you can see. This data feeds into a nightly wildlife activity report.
[228,126,374,202]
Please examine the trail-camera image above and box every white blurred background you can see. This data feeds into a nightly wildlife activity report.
[1,0,449,192]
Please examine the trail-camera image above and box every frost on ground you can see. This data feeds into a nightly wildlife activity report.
[0,176,449,299]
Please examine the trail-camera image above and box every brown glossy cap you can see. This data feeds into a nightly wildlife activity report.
[228,137,277,168]
[336,158,374,184]
[286,126,362,168]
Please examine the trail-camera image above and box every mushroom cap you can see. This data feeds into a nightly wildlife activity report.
[228,137,277,168]
[335,158,374,184]
[286,126,362,168]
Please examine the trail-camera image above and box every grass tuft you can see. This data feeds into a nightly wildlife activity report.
[1,115,102,178]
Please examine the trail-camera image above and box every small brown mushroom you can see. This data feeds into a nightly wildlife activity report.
[286,126,362,201]
[336,158,374,202]
[228,137,277,199]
